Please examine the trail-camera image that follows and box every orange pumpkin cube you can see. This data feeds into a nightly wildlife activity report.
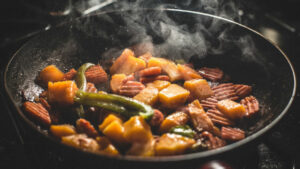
[159,111,189,133]
[110,74,127,93]
[146,80,171,91]
[123,116,153,143]
[184,79,213,100]
[110,49,146,75]
[133,86,159,106]
[217,99,246,120]
[47,81,78,105]
[155,133,195,156]
[159,84,190,109]
[38,65,65,85]
[50,124,77,138]
[177,64,202,80]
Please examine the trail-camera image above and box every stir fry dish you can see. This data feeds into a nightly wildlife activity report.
[22,48,260,156]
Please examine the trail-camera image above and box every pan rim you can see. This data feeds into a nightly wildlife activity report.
[3,8,297,162]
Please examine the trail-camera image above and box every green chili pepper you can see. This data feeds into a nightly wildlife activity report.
[75,63,95,91]
[74,90,154,121]
[74,63,95,118]
[169,125,196,138]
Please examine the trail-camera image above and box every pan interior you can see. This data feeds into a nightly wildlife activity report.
[4,9,295,160]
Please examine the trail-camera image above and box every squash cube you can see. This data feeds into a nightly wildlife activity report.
[123,116,153,143]
[38,65,64,85]
[110,49,146,75]
[217,99,246,120]
[133,86,159,106]
[110,74,127,93]
[96,136,120,155]
[159,84,190,109]
[99,114,123,131]
[126,139,155,156]
[102,120,127,144]
[148,57,182,82]
[178,64,202,80]
[47,81,78,105]
[184,79,213,100]
[50,124,76,138]
[146,80,171,91]
[159,111,189,133]
[155,133,195,156]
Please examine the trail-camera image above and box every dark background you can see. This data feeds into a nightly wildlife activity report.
[0,0,299,168]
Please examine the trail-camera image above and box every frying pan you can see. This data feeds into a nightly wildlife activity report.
[3,9,296,169]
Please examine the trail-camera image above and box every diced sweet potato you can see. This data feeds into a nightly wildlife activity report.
[155,133,195,156]
[133,86,159,106]
[138,52,153,62]
[123,116,153,143]
[102,120,127,144]
[184,79,213,100]
[147,57,182,82]
[146,80,171,91]
[159,111,189,133]
[188,100,215,134]
[177,64,202,80]
[126,139,155,156]
[98,114,123,131]
[50,124,77,138]
[110,74,127,93]
[159,84,190,109]
[47,81,78,105]
[96,136,120,155]
[217,99,246,120]
[110,49,146,75]
[61,134,99,152]
[38,65,64,85]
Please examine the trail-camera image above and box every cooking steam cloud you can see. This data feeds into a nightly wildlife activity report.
[73,0,264,65]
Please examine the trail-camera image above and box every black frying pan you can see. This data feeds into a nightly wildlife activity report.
[3,9,296,169]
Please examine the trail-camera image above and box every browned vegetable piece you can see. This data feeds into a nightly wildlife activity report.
[110,48,146,75]
[177,64,202,80]
[63,68,77,80]
[61,134,100,152]
[147,57,182,82]
[96,136,120,155]
[119,81,145,97]
[188,100,215,134]
[146,80,171,91]
[127,139,156,156]
[138,52,153,62]
[123,116,153,143]
[133,86,159,106]
[47,81,78,105]
[76,118,98,137]
[110,74,127,93]
[85,65,108,84]
[86,82,97,93]
[38,65,64,85]
[139,67,162,77]
[140,75,170,84]
[240,96,259,117]
[221,127,245,141]
[201,131,226,149]
[234,84,252,98]
[155,133,195,156]
[149,109,164,128]
[39,97,51,110]
[159,110,189,133]
[198,67,224,82]
[200,97,218,110]
[184,79,214,100]
[23,102,51,126]
[212,83,238,101]
[206,109,235,126]
[159,84,190,109]
[217,99,246,120]
[50,124,77,138]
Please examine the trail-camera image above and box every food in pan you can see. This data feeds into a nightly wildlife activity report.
[22,48,260,156]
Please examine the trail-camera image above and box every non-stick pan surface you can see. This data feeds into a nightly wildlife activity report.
[4,9,296,169]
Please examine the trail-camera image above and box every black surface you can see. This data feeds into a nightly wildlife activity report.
[0,1,300,169]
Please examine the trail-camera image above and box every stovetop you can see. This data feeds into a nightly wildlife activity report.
[0,1,299,169]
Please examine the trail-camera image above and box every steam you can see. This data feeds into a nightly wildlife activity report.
[72,0,262,66]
